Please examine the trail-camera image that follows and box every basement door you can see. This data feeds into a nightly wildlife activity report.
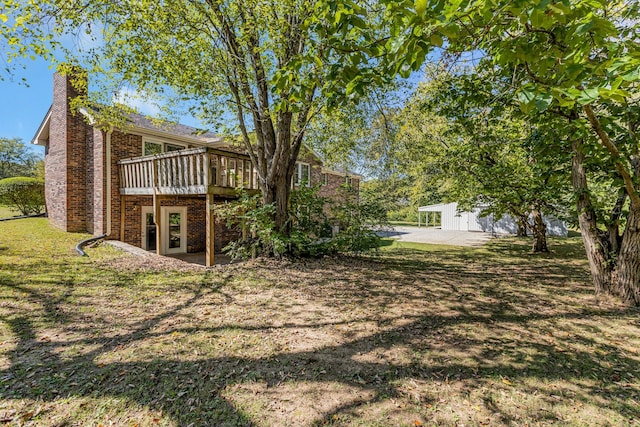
[141,206,187,254]
[141,206,157,251]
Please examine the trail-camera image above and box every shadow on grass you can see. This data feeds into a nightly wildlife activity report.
[485,236,588,259]
[0,240,638,425]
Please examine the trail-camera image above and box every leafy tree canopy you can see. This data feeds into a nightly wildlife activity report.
[1,0,386,232]
[0,137,41,180]
[0,176,45,215]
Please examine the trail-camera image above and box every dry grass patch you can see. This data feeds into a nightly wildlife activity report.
[0,218,638,426]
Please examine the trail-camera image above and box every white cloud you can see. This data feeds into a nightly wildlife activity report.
[113,86,161,117]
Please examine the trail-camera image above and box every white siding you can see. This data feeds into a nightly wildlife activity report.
[467,208,484,232]
[544,217,568,237]
[490,214,519,234]
[440,203,459,230]
[418,202,568,236]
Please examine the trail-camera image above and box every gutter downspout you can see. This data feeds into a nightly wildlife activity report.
[76,234,107,256]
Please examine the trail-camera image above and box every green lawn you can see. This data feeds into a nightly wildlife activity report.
[0,205,19,218]
[0,218,638,426]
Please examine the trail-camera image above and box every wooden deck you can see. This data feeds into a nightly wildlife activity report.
[118,147,260,196]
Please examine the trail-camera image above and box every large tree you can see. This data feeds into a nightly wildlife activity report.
[416,1,639,303]
[327,0,640,304]
[401,68,572,251]
[1,0,381,233]
[0,137,41,180]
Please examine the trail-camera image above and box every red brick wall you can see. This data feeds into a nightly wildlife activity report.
[120,195,240,253]
[107,131,143,240]
[318,173,359,202]
[45,97,67,230]
[46,72,90,231]
[294,150,323,188]
[45,72,106,233]
[65,100,88,232]
[294,150,360,205]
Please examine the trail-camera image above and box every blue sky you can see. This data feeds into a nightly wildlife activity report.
[0,58,54,154]
[0,58,205,156]
[0,51,432,161]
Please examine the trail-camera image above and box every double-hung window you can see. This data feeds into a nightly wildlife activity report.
[294,162,311,186]
[143,139,187,156]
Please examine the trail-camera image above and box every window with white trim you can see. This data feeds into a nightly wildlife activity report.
[143,141,162,156]
[294,162,310,186]
[344,176,353,187]
[143,138,187,156]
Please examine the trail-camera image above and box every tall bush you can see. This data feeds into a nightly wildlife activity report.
[214,191,284,260]
[216,186,332,259]
[216,184,388,260]
[0,177,45,216]
[329,185,390,255]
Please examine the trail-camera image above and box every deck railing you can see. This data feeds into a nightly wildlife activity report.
[119,147,260,196]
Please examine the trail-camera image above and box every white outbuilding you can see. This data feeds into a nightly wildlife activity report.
[417,202,567,237]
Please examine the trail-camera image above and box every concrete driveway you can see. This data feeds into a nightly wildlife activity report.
[380,226,493,247]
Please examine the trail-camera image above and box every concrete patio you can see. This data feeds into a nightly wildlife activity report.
[380,226,493,247]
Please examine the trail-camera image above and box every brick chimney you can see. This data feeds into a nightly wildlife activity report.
[45,67,88,232]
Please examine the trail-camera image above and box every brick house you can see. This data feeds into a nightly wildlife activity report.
[31,72,360,265]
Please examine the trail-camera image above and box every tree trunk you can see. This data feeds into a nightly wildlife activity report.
[571,139,613,295]
[263,170,293,233]
[254,109,297,235]
[515,213,529,237]
[606,188,626,256]
[531,208,548,253]
[612,205,640,306]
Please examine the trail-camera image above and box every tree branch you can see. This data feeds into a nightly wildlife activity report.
[583,104,640,208]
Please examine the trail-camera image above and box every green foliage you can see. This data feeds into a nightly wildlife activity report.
[214,192,284,260]
[216,185,388,259]
[216,187,331,259]
[318,0,639,290]
[318,0,639,217]
[359,177,432,223]
[329,185,390,255]
[352,66,572,229]
[287,184,333,256]
[2,0,388,236]
[369,0,640,212]
[0,176,45,215]
[303,103,369,172]
[0,137,41,179]
[402,67,571,223]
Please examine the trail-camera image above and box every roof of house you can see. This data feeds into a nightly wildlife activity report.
[126,112,222,144]
[31,103,362,178]
[31,106,52,147]
[321,165,363,179]
[31,105,225,147]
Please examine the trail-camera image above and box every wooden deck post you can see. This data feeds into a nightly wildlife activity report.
[120,195,125,241]
[154,193,162,256]
[206,193,215,267]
